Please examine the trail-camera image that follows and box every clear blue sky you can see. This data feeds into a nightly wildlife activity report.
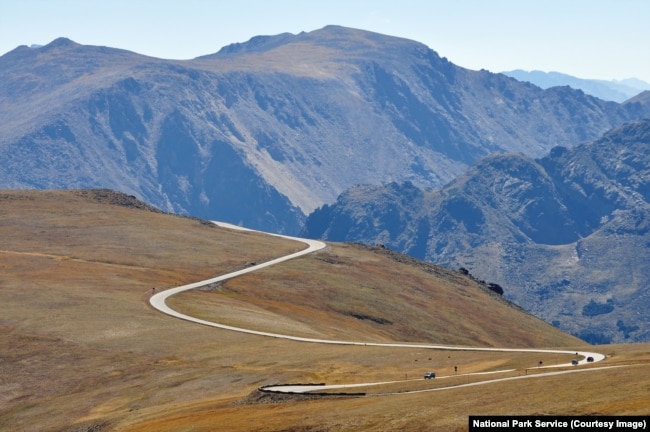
[1,0,649,82]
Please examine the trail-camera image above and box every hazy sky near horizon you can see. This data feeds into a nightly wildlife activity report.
[2,0,649,82]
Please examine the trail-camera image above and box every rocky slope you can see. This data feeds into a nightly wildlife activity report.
[2,26,650,233]
[303,119,650,343]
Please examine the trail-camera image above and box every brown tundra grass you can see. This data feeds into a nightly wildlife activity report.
[1,190,648,432]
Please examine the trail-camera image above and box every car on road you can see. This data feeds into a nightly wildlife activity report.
[586,356,594,362]
[424,372,436,379]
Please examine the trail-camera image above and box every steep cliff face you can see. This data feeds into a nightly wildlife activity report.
[303,120,650,343]
[2,27,649,233]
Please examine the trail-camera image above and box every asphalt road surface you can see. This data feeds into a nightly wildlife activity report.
[149,221,606,394]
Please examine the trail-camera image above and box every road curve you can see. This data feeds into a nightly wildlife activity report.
[149,221,605,393]
[262,365,622,395]
[149,221,327,340]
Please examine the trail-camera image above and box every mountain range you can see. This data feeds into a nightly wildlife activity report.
[303,119,650,344]
[503,70,650,103]
[3,26,650,343]
[2,26,650,234]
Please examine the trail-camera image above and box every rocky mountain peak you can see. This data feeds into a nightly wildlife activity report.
[303,119,650,343]
[2,27,650,236]
[45,37,79,49]
[212,32,299,56]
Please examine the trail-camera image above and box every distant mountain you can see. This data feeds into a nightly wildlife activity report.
[2,26,650,234]
[503,70,650,102]
[303,119,650,343]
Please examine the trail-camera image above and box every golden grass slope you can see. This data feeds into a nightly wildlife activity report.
[169,241,585,348]
[0,189,648,432]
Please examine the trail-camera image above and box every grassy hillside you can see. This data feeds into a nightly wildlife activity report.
[1,190,648,432]
[170,242,584,348]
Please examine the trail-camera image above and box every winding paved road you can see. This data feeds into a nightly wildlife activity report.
[149,221,606,394]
